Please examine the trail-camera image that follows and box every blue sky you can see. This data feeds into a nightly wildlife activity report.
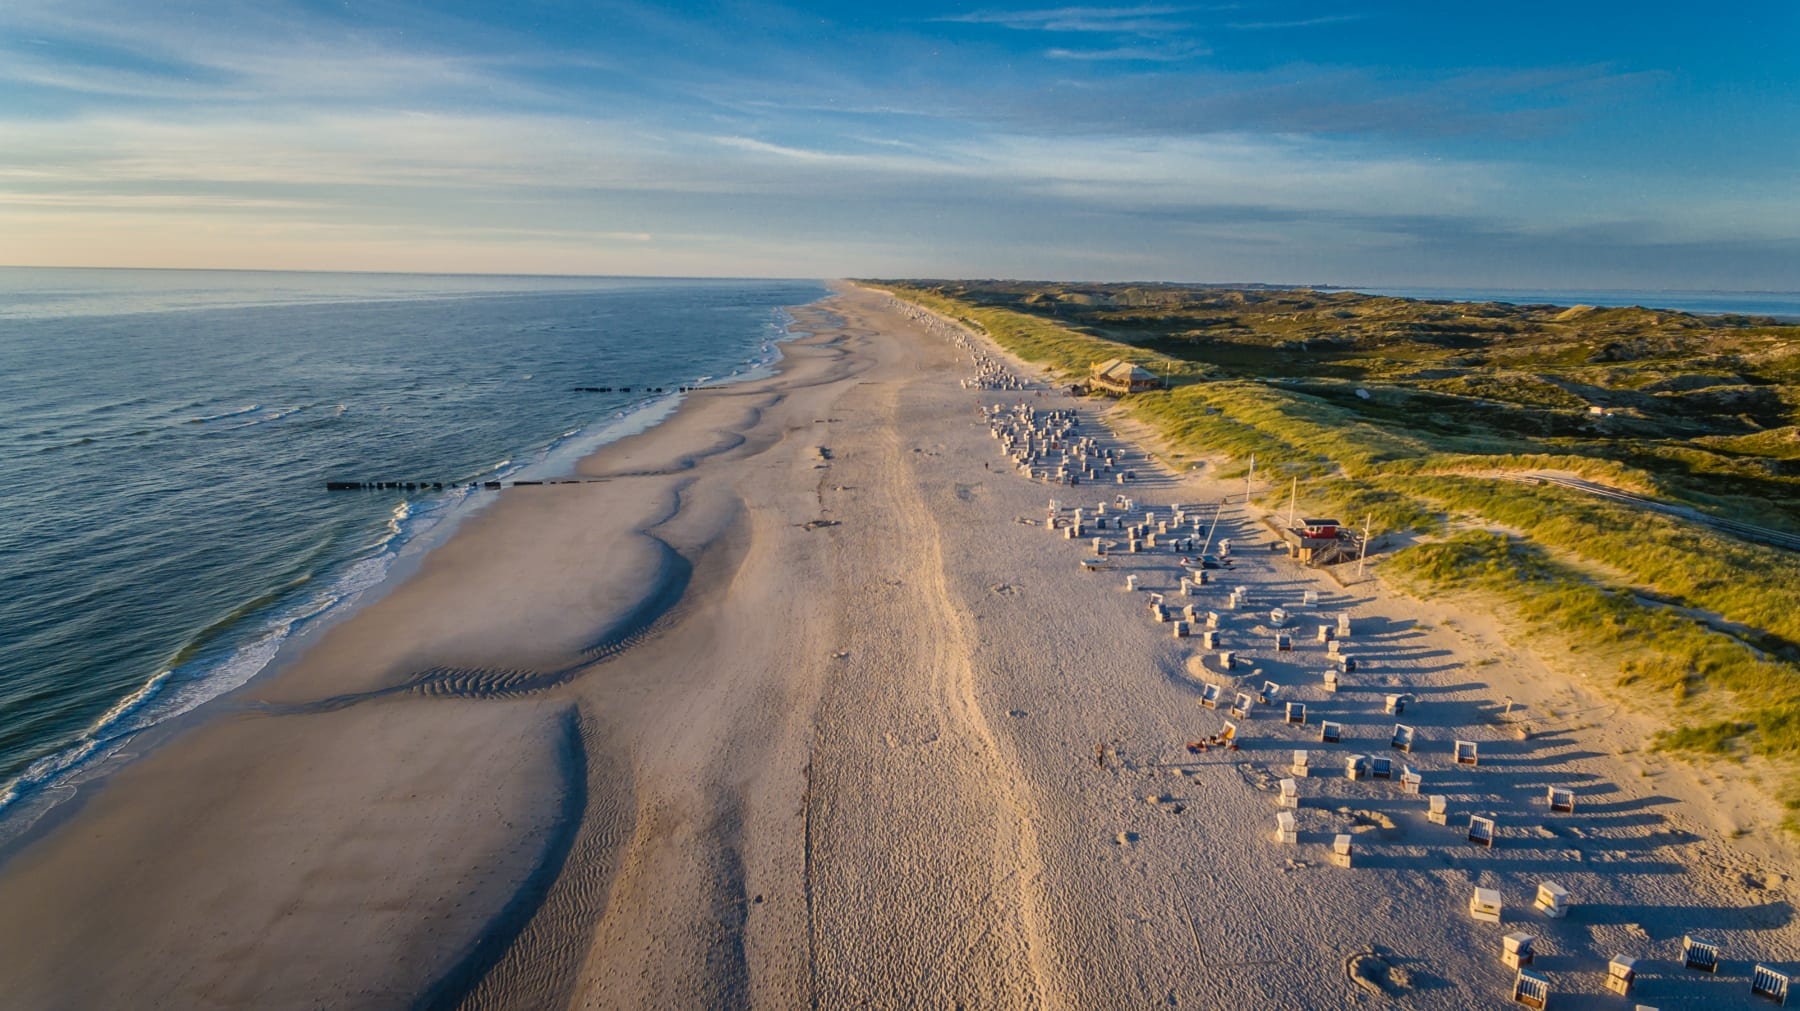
[1,1,1795,285]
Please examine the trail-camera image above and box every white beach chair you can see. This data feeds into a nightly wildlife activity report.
[1345,754,1369,781]
[1454,740,1478,766]
[1468,815,1496,847]
[1370,756,1393,780]
[1534,881,1569,918]
[1285,702,1306,725]
[1259,681,1280,705]
[1605,955,1637,996]
[1752,964,1790,1004]
[1229,693,1252,719]
[1275,633,1292,651]
[1336,613,1352,637]
[1278,778,1298,809]
[1331,833,1353,867]
[1316,625,1332,644]
[1200,683,1222,709]
[1327,639,1342,658]
[1511,968,1549,1009]
[1269,607,1289,627]
[1217,650,1236,671]
[1400,766,1421,795]
[1427,794,1448,825]
[1319,721,1342,744]
[1201,630,1220,650]
[1502,931,1536,969]
[1391,724,1415,753]
[1323,669,1340,693]
[1384,693,1409,715]
[1302,590,1318,606]
[1682,935,1720,973]
[1275,811,1297,844]
[1469,886,1502,924]
[1291,749,1309,777]
[1546,787,1574,813]
[1173,620,1189,639]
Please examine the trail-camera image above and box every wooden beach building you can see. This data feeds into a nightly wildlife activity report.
[1089,359,1164,395]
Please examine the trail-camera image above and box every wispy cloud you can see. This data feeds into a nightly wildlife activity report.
[935,5,1193,34]
[1046,42,1211,61]
[1225,13,1368,30]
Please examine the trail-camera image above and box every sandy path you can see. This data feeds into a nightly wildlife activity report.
[0,285,1792,1010]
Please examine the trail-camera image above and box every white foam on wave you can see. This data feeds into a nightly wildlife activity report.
[187,403,261,424]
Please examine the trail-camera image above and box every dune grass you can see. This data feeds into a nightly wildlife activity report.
[886,284,1800,788]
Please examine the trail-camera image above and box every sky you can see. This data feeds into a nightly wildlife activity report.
[1,1,1796,286]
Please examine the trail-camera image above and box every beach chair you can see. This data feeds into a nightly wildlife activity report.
[1336,613,1352,636]
[1468,815,1496,847]
[1323,669,1340,693]
[1345,754,1369,781]
[1201,630,1220,650]
[1319,721,1342,744]
[1370,756,1393,779]
[1341,655,1358,673]
[1183,604,1199,623]
[1221,721,1238,743]
[1546,787,1574,813]
[1470,886,1502,924]
[1125,574,1138,591]
[1534,882,1570,918]
[1391,724,1415,753]
[1291,749,1309,777]
[1317,625,1332,644]
[1682,935,1720,973]
[1303,590,1318,606]
[1502,932,1536,969]
[1275,633,1292,651]
[1200,683,1222,709]
[1230,693,1252,719]
[1427,795,1448,825]
[1173,620,1191,639]
[1080,557,1105,572]
[1285,702,1307,725]
[1511,968,1550,1009]
[1454,740,1479,766]
[1217,650,1236,671]
[1275,811,1297,844]
[1331,833,1353,868]
[1259,681,1280,705]
[1269,607,1289,628]
[1605,956,1637,996]
[1149,591,1165,605]
[1384,693,1408,715]
[1206,610,1221,629]
[1327,639,1342,658]
[1151,603,1168,623]
[1751,964,1790,1004]
[1400,766,1421,794]
[1278,778,1298,809]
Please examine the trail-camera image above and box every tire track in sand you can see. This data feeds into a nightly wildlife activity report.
[883,376,1061,1011]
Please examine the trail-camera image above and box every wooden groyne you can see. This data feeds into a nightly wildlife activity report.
[325,478,612,492]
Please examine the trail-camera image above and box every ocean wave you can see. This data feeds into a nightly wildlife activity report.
[187,403,261,423]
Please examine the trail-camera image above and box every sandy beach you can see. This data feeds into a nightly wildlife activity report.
[0,284,1793,1009]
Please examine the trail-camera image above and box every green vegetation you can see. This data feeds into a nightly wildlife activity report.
[877,279,1800,798]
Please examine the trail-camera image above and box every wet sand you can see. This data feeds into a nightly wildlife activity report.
[0,285,1792,1009]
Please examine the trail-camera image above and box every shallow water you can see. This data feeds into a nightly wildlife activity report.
[0,268,825,819]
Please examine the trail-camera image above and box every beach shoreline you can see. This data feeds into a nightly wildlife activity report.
[0,284,1793,1009]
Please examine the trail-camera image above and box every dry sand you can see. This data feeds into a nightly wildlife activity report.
[0,285,1792,1009]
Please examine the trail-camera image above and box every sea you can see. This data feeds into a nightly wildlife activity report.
[1343,286,1800,321]
[0,268,826,839]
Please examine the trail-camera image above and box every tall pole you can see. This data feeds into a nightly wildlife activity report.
[1357,513,1372,578]
[1245,453,1255,507]
[1286,476,1298,528]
